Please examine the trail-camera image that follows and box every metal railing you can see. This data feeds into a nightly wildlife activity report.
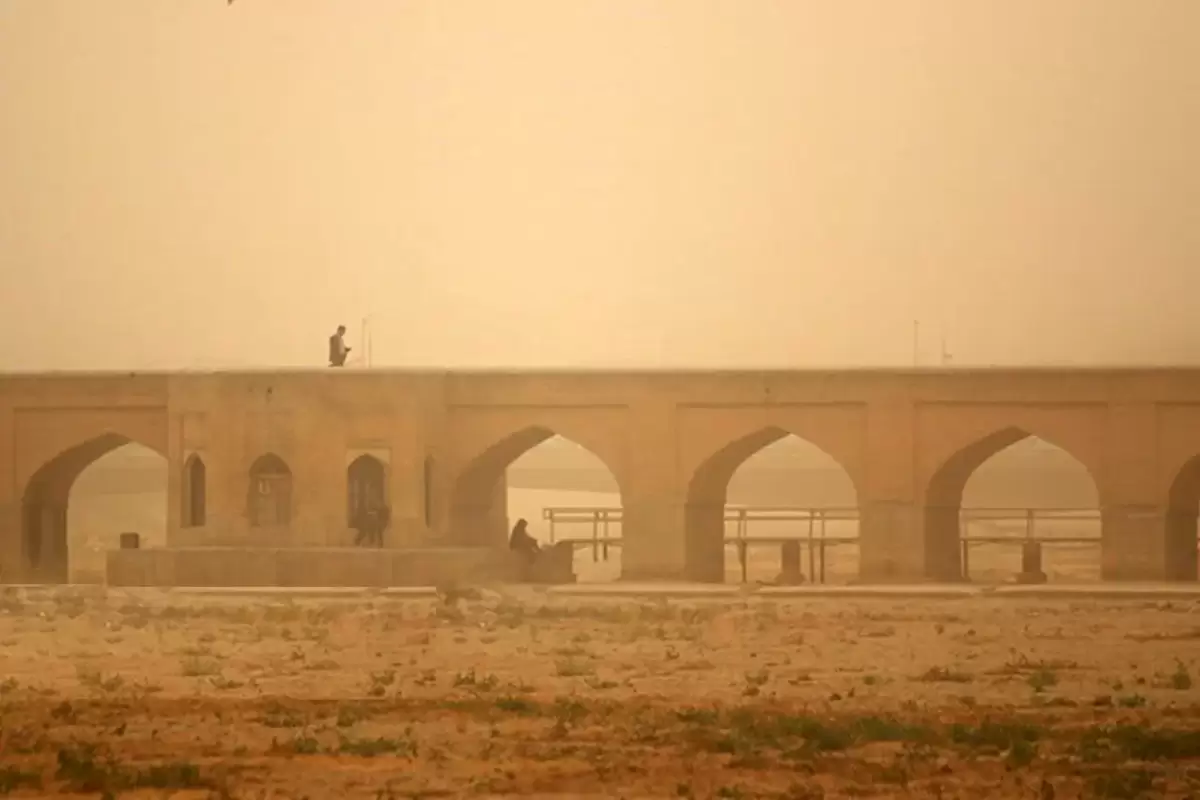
[541,505,1103,583]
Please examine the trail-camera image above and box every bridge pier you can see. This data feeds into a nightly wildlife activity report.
[682,502,726,582]
[617,501,689,581]
[857,502,930,583]
[1102,506,1194,581]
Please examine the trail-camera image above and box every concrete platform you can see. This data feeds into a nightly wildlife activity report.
[989,583,1200,599]
[166,586,378,599]
[106,546,517,588]
[757,584,982,599]
[546,583,745,599]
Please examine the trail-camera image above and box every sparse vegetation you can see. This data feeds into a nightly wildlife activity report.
[3,588,1200,796]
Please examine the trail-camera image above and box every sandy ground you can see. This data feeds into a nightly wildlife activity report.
[3,586,1200,798]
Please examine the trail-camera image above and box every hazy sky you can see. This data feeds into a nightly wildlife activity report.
[2,1,1198,370]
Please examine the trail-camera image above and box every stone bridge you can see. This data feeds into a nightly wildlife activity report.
[2,368,1199,585]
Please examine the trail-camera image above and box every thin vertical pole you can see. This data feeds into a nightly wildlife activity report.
[592,512,599,563]
[807,511,815,582]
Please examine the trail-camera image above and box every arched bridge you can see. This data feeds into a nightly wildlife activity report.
[2,367,1199,584]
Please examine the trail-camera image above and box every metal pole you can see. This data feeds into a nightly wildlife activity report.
[807,511,815,582]
[602,510,610,562]
[360,317,368,367]
[819,509,827,584]
[592,512,599,563]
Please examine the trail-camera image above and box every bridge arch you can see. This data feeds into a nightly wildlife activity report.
[447,425,627,555]
[921,426,1101,582]
[684,425,862,583]
[19,432,167,583]
[1165,456,1200,582]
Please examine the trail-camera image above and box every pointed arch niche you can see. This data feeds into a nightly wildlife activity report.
[247,453,293,528]
[181,453,207,528]
[346,450,389,526]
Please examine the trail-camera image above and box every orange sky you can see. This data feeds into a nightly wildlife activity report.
[1,1,1197,370]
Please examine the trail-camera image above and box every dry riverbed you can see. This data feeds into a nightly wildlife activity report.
[2,586,1200,798]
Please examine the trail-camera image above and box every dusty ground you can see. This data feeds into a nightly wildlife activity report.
[3,586,1200,798]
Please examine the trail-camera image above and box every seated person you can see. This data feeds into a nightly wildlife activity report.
[508,518,540,562]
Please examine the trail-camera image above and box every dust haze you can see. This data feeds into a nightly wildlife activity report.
[3,2,1200,797]
[2,0,1199,370]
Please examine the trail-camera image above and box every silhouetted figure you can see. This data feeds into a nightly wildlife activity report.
[353,501,390,547]
[329,325,351,367]
[509,518,541,564]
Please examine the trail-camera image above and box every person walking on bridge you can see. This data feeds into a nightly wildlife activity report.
[329,325,352,367]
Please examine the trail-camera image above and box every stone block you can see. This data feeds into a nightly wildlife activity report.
[173,548,279,587]
[107,550,176,586]
[276,548,390,587]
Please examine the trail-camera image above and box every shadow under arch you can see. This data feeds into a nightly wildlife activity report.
[1166,456,1200,581]
[685,426,862,583]
[923,426,1100,582]
[448,425,626,547]
[20,432,166,583]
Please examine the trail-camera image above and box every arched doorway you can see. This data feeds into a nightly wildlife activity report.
[21,435,167,583]
[685,427,859,583]
[347,455,387,525]
[247,454,292,528]
[449,427,624,582]
[924,430,1100,582]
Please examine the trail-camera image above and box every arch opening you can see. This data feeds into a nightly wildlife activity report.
[450,427,623,583]
[924,429,1100,583]
[247,454,292,528]
[1166,457,1200,581]
[685,428,860,584]
[347,455,387,526]
[20,435,167,584]
[181,455,207,528]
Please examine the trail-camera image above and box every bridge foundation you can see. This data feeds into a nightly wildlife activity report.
[857,502,928,582]
[1102,506,1194,582]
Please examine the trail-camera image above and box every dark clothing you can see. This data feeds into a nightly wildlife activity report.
[329,333,349,367]
[509,525,540,559]
[354,505,390,547]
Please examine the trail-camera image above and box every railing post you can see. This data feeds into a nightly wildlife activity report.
[806,511,815,583]
[591,512,599,563]
[738,539,748,584]
[601,510,610,562]
[780,540,802,585]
